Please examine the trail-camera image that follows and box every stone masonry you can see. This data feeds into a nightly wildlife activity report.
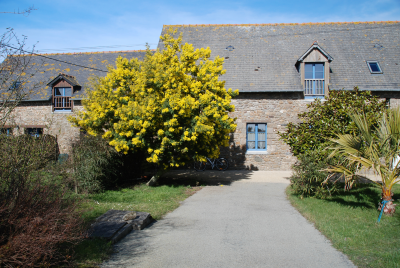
[6,101,83,154]
[220,93,309,171]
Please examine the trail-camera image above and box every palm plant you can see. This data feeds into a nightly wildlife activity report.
[327,108,400,216]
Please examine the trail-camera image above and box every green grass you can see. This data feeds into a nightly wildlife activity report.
[72,178,203,267]
[287,183,400,268]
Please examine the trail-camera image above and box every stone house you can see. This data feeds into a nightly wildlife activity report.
[159,21,400,170]
[2,51,148,153]
[2,21,400,170]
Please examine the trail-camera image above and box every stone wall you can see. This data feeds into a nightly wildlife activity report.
[6,101,83,154]
[390,98,400,108]
[220,93,309,171]
[7,93,400,171]
[220,92,400,171]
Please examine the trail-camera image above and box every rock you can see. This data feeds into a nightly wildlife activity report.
[127,212,153,230]
[89,210,153,243]
[122,212,137,221]
[90,221,127,240]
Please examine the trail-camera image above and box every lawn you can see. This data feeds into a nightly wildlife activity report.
[72,177,203,267]
[287,183,400,268]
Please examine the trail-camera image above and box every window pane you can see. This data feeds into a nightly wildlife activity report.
[369,62,381,72]
[247,133,255,141]
[64,87,72,96]
[314,63,324,72]
[258,141,265,149]
[305,64,313,73]
[247,124,255,133]
[315,70,324,79]
[315,72,324,78]
[55,88,62,96]
[305,64,313,79]
[258,124,266,132]
[258,132,265,141]
[248,141,255,149]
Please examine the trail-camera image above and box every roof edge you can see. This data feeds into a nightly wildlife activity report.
[337,88,400,91]
[19,49,156,57]
[163,20,400,28]
[239,89,304,93]
[20,97,52,102]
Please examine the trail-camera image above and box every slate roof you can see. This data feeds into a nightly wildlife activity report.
[159,21,400,92]
[2,50,150,101]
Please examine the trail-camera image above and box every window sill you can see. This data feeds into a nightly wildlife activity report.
[303,98,326,102]
[246,150,268,155]
[53,110,73,114]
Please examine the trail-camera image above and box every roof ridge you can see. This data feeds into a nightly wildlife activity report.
[163,20,400,28]
[58,72,75,79]
[30,49,156,57]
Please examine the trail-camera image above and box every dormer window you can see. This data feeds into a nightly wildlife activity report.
[47,73,80,112]
[305,63,324,97]
[297,42,333,99]
[367,61,383,74]
[54,87,72,111]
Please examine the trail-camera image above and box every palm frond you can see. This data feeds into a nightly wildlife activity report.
[329,109,400,193]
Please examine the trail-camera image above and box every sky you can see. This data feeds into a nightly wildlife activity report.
[0,0,399,54]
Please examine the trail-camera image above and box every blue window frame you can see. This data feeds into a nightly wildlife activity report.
[246,123,267,151]
[366,61,383,74]
[25,128,43,137]
[304,63,324,99]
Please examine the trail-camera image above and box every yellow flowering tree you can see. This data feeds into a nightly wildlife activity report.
[69,30,238,186]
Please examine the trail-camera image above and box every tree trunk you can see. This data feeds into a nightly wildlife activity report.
[379,188,396,215]
[146,169,165,187]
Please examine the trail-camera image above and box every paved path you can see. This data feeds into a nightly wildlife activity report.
[102,171,355,268]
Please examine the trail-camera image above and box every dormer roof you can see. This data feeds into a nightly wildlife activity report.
[297,41,333,62]
[47,73,80,87]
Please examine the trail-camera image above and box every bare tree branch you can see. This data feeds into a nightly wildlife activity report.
[0,28,44,127]
[0,5,36,17]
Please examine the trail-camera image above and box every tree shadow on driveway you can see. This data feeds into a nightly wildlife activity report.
[161,170,291,186]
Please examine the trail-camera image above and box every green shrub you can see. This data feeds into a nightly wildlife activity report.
[279,87,387,156]
[71,135,123,193]
[290,150,336,199]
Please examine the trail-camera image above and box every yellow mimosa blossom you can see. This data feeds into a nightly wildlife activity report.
[68,28,238,169]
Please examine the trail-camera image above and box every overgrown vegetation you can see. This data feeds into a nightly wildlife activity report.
[287,184,400,268]
[0,134,84,267]
[0,131,201,266]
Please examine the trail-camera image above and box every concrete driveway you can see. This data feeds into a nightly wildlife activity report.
[102,171,355,268]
